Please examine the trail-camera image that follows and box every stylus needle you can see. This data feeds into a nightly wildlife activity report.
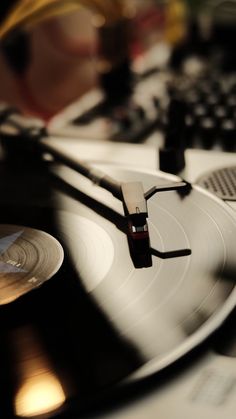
[121,182,152,268]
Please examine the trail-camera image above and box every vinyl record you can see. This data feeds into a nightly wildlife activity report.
[0,165,235,418]
[0,224,64,305]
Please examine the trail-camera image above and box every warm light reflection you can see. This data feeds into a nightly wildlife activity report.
[15,371,66,417]
[11,326,66,418]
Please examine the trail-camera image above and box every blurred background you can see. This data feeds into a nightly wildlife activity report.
[0,0,236,126]
[0,1,203,117]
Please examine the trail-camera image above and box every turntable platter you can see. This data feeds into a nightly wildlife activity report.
[0,165,235,417]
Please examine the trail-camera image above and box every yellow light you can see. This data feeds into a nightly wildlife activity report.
[15,371,66,417]
[92,13,106,28]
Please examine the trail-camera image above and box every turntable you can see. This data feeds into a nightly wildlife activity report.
[0,110,235,418]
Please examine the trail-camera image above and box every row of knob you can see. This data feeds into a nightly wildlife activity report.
[166,78,236,150]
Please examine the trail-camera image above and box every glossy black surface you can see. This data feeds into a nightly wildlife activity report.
[0,163,235,418]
